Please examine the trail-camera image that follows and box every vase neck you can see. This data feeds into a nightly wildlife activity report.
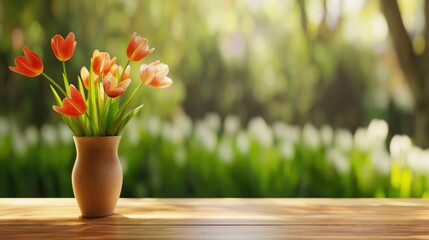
[73,136,121,161]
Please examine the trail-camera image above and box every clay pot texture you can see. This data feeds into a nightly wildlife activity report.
[72,136,123,218]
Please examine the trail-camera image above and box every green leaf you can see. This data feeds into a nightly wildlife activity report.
[78,76,86,100]
[108,105,144,135]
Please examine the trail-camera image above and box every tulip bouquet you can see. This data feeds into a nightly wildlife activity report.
[9,32,172,136]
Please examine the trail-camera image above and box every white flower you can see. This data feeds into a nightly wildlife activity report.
[371,149,391,175]
[389,135,412,159]
[302,123,320,150]
[327,148,350,174]
[25,126,39,146]
[272,121,300,145]
[334,128,353,152]
[272,121,287,141]
[146,115,162,137]
[162,122,184,145]
[354,127,370,152]
[174,114,193,138]
[320,124,333,146]
[224,115,241,136]
[248,117,273,148]
[203,112,221,133]
[41,124,57,147]
[12,126,27,155]
[218,138,234,164]
[406,147,429,174]
[279,141,294,160]
[236,130,250,154]
[125,119,140,146]
[195,121,217,151]
[58,124,72,144]
[367,119,389,144]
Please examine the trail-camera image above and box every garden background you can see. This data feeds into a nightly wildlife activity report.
[1,0,429,198]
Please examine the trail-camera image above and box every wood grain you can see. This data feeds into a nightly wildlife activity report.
[1,198,429,239]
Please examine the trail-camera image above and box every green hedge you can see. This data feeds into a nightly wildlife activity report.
[0,115,427,197]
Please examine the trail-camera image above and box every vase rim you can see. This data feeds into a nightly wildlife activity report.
[73,136,121,139]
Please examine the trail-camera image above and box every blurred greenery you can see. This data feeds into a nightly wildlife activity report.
[1,115,428,198]
[1,0,428,197]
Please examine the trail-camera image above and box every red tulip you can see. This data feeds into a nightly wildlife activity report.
[139,61,172,88]
[103,72,131,98]
[53,85,87,117]
[126,32,154,62]
[9,46,44,77]
[91,50,117,76]
[51,32,76,61]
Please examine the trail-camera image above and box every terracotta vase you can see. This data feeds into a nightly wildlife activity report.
[72,136,123,218]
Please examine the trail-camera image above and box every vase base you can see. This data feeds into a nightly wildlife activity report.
[79,212,114,218]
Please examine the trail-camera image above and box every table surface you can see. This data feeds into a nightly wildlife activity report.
[1,198,429,239]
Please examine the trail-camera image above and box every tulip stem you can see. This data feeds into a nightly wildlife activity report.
[119,60,130,81]
[62,61,70,95]
[42,73,67,96]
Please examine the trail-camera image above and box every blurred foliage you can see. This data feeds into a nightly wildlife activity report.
[0,0,417,134]
[0,115,428,198]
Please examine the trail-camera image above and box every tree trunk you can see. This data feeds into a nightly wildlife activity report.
[380,0,429,147]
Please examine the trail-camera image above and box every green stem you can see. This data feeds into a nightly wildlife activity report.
[119,59,131,81]
[62,61,70,95]
[42,73,67,97]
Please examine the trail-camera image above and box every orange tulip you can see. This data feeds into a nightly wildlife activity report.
[110,64,131,81]
[126,32,154,62]
[91,50,117,76]
[53,85,87,117]
[51,32,76,61]
[103,72,131,98]
[139,61,172,88]
[80,66,99,90]
[9,46,44,77]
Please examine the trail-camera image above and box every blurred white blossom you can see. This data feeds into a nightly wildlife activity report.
[406,147,429,174]
[125,119,140,146]
[279,141,294,160]
[320,124,333,146]
[203,113,221,133]
[218,138,234,164]
[236,130,250,154]
[58,124,72,144]
[146,115,162,137]
[224,115,241,136]
[302,123,320,150]
[248,117,273,148]
[371,149,391,175]
[327,148,350,174]
[334,128,353,152]
[162,122,184,145]
[12,125,27,155]
[195,121,218,151]
[174,114,193,138]
[389,135,412,159]
[354,127,370,152]
[272,121,300,145]
[41,124,57,147]
[368,119,389,148]
[25,126,39,146]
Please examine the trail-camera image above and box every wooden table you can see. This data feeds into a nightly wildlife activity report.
[1,198,429,239]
